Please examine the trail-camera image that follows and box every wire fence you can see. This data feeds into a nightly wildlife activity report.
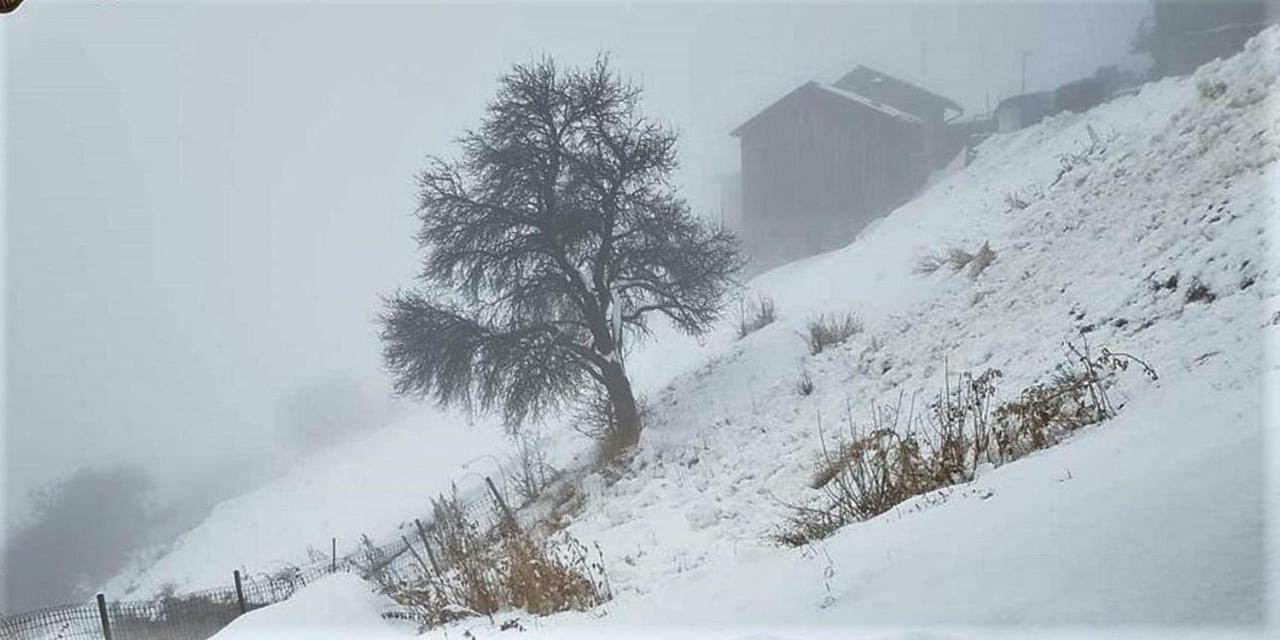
[0,478,508,640]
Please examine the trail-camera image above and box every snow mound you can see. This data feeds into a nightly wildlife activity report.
[209,573,408,640]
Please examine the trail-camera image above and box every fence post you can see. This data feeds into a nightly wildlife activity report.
[400,535,432,575]
[413,518,443,575]
[331,537,337,573]
[484,476,518,535]
[233,570,247,614]
[96,593,113,640]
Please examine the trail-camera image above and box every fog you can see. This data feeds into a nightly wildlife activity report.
[2,0,1148,606]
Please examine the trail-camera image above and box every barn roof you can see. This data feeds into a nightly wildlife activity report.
[834,65,964,116]
[814,83,924,123]
[731,81,922,138]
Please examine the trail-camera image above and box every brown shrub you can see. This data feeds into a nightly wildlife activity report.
[773,343,1156,547]
[379,488,610,629]
[778,399,930,546]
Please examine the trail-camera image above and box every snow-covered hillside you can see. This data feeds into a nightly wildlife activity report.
[472,26,1274,633]
[127,26,1277,639]
[104,409,514,596]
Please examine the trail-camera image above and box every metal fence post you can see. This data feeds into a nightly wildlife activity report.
[95,593,112,640]
[233,570,247,614]
[414,518,443,575]
[485,476,518,535]
[401,535,432,575]
[331,537,337,573]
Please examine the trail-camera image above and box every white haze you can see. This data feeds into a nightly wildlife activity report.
[1,1,1147,542]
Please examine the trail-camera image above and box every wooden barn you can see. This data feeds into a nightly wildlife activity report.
[732,67,962,269]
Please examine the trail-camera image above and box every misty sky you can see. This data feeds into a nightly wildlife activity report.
[2,1,1149,530]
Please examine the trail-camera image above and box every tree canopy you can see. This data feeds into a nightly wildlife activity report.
[381,57,739,453]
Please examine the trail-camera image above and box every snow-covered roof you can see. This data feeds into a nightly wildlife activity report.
[834,65,965,115]
[813,83,924,124]
[731,81,923,137]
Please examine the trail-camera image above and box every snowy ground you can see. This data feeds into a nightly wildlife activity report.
[139,27,1280,640]
[209,573,413,640]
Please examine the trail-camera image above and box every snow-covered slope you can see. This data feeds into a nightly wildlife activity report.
[105,408,513,596]
[442,27,1273,634]
[204,27,1276,639]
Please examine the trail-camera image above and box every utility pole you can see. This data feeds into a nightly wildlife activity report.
[1021,51,1031,94]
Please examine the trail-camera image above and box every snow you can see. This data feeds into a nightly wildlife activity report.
[209,573,410,640]
[138,26,1280,640]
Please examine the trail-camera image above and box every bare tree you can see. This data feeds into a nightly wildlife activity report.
[380,57,739,458]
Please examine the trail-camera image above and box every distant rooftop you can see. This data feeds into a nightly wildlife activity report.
[731,81,923,138]
[834,65,964,116]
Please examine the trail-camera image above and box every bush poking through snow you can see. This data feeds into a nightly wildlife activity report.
[1198,78,1228,100]
[781,400,929,546]
[804,313,863,355]
[736,295,778,339]
[373,488,611,629]
[913,253,945,275]
[1003,191,1031,211]
[966,242,997,279]
[946,247,977,272]
[796,369,815,397]
[773,343,1156,547]
[1184,279,1217,304]
[915,241,996,279]
[504,432,559,507]
[1002,186,1042,211]
[1052,125,1114,187]
[930,368,1001,484]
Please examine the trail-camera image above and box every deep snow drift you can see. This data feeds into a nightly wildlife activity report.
[140,27,1279,640]
[209,573,410,640]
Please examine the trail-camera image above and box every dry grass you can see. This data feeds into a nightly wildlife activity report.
[915,241,996,279]
[913,253,945,275]
[1003,186,1044,212]
[504,432,558,507]
[1003,191,1031,211]
[804,312,863,355]
[373,488,611,629]
[795,369,815,396]
[945,247,977,272]
[1184,278,1216,304]
[773,343,1156,547]
[736,295,778,339]
[778,399,928,546]
[966,242,997,279]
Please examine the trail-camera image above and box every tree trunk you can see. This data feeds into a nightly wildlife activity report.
[600,361,640,456]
